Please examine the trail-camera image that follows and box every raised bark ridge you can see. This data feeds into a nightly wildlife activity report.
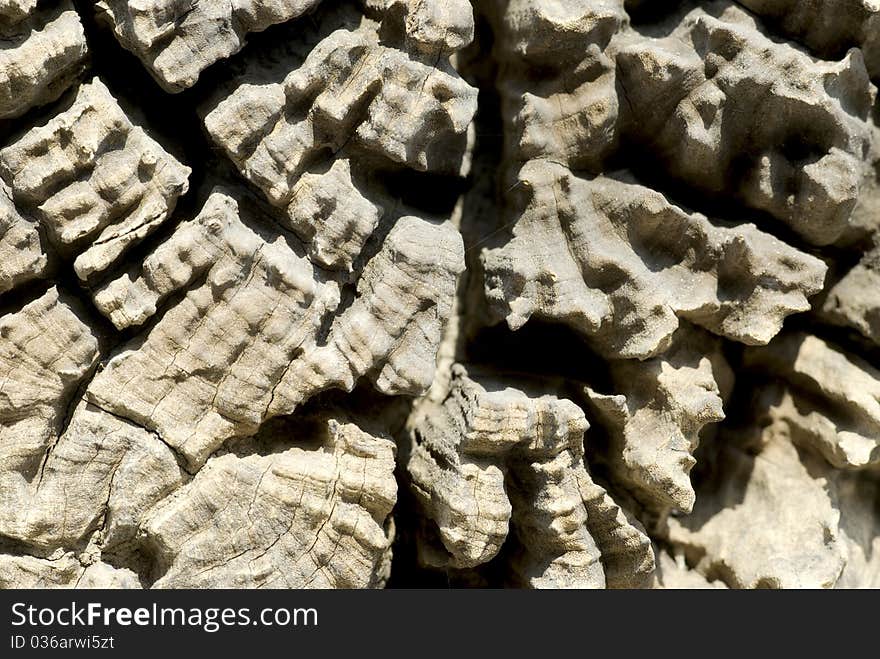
[0,0,879,589]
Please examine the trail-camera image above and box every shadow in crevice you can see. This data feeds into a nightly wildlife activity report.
[465,319,614,395]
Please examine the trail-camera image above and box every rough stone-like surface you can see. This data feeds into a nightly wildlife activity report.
[406,365,654,588]
[0,288,182,560]
[0,398,184,555]
[665,428,880,589]
[615,2,878,246]
[98,0,325,92]
[482,162,827,359]
[743,333,880,469]
[659,329,880,588]
[0,1,471,590]
[0,181,47,295]
[87,188,462,469]
[203,11,478,198]
[266,214,465,415]
[820,242,880,345]
[2,0,880,590]
[0,2,88,120]
[282,159,383,273]
[583,330,732,513]
[462,0,880,589]
[653,550,727,589]
[487,0,627,171]
[0,288,100,507]
[0,78,191,281]
[738,0,880,80]
[0,554,141,589]
[146,416,396,588]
